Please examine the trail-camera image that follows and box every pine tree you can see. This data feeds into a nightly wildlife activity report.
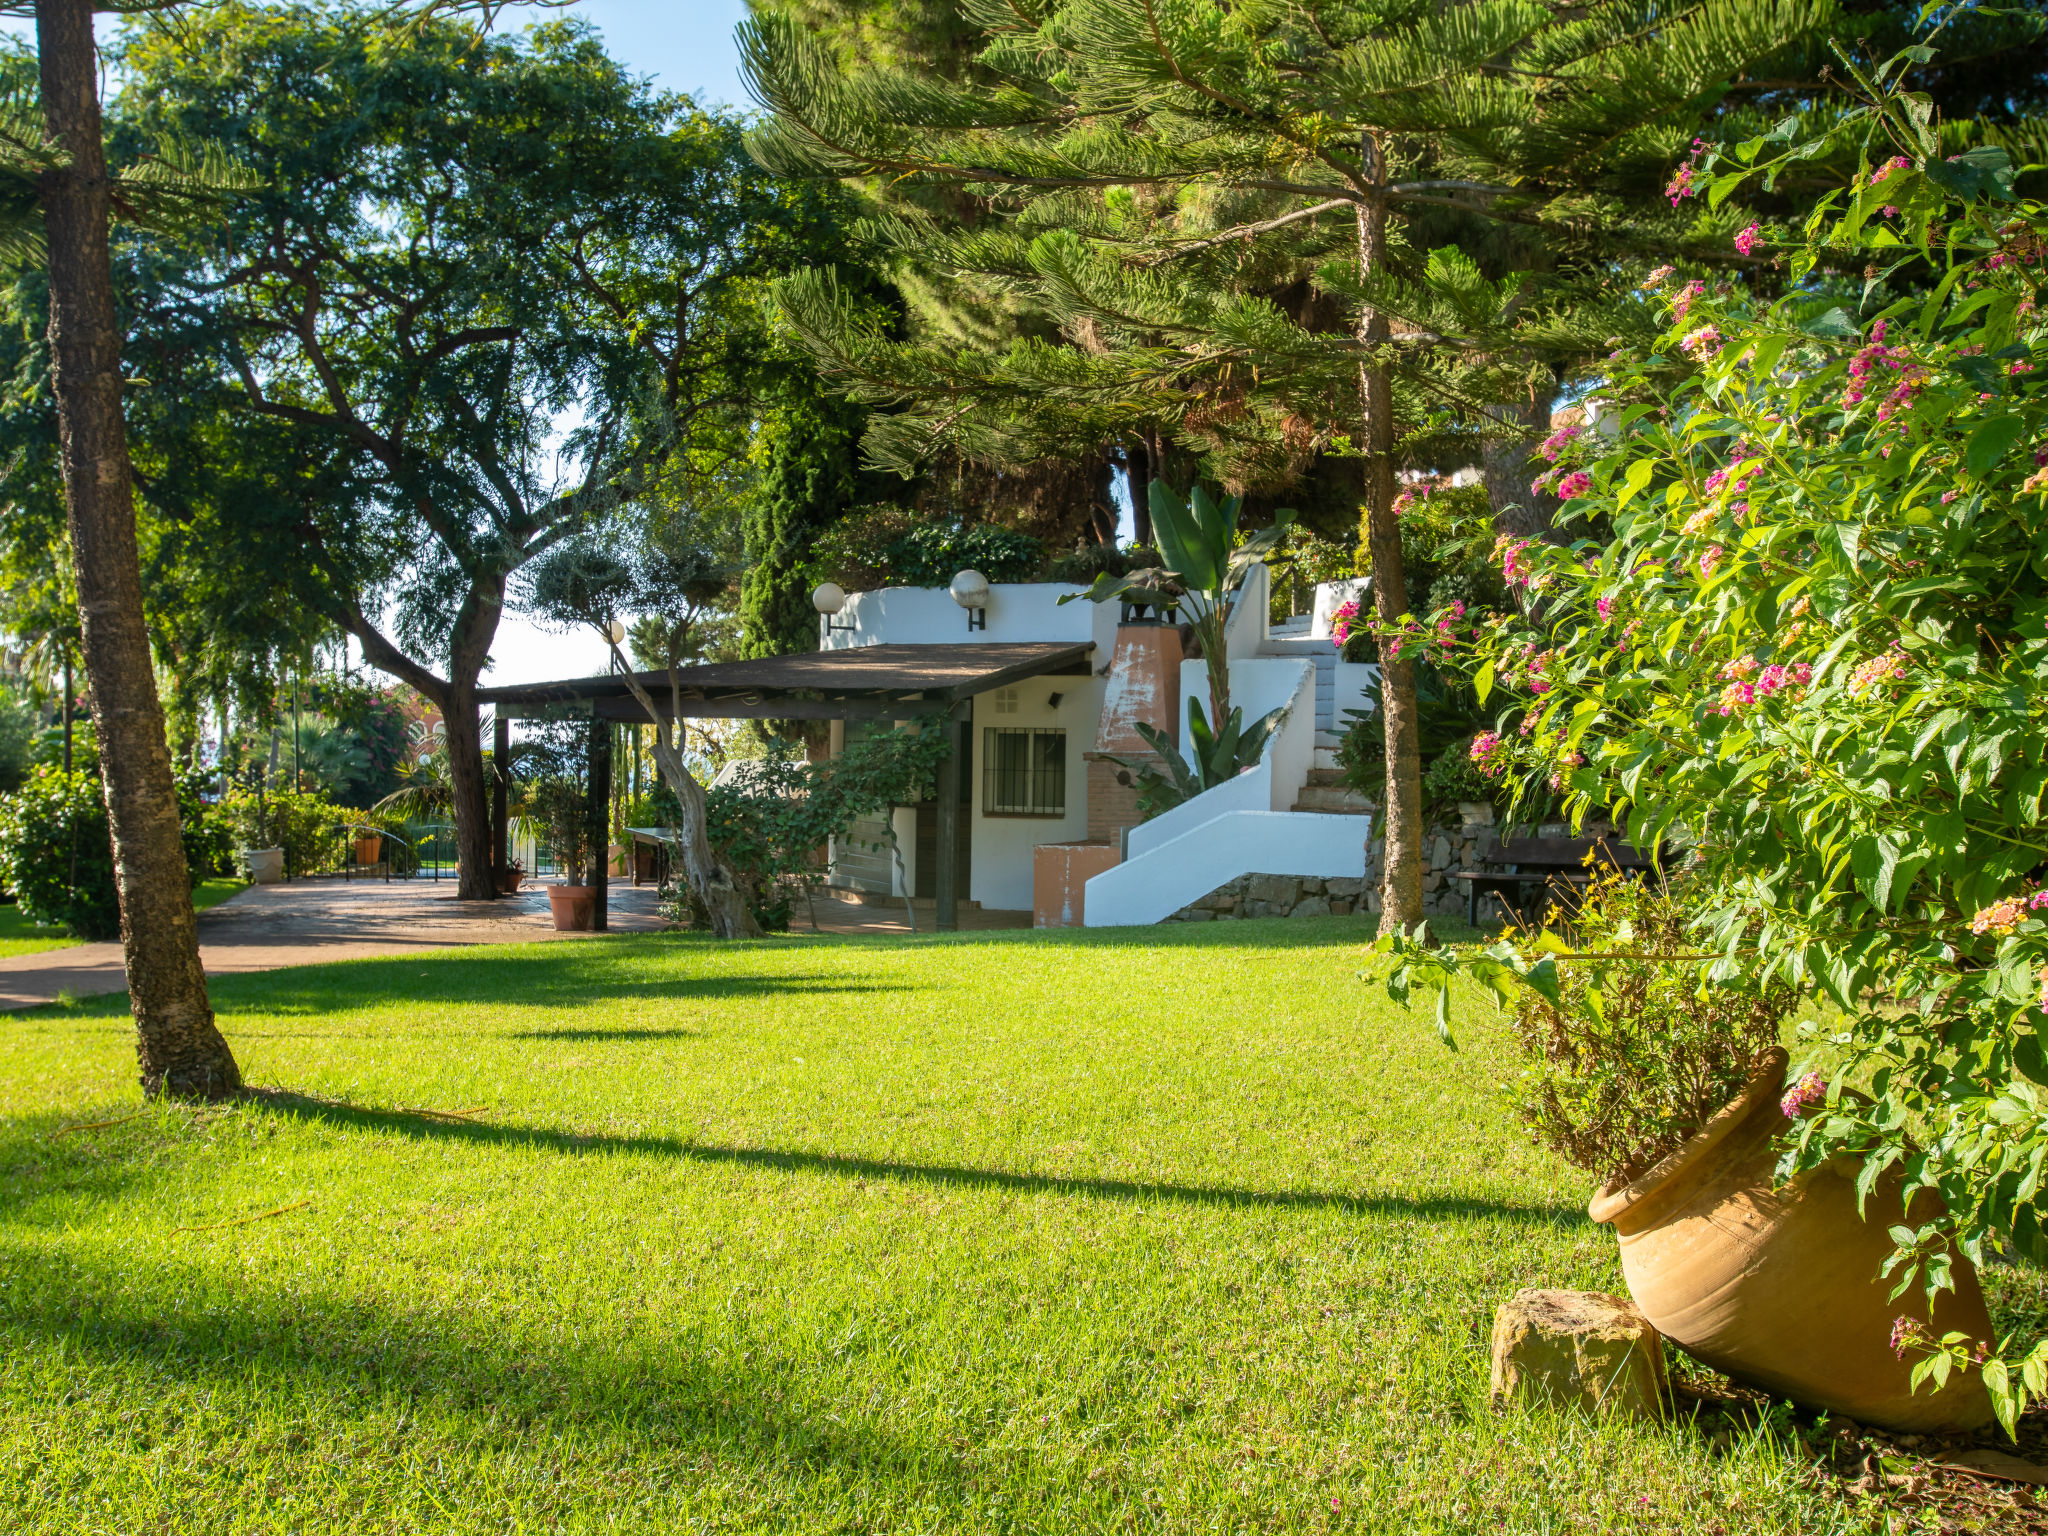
[741,0,1830,929]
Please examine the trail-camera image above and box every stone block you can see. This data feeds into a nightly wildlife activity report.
[1330,899,1353,916]
[1294,896,1332,918]
[1423,871,1442,892]
[1325,877,1364,899]
[1431,834,1452,867]
[1180,908,1215,922]
[1246,874,1302,908]
[1195,888,1237,912]
[1490,1290,1666,1421]
[1299,877,1325,896]
[1243,900,1282,919]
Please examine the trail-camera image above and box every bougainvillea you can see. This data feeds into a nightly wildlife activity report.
[1374,50,2048,1433]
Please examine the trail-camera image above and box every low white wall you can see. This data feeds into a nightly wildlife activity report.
[1130,657,1310,861]
[1264,662,1314,812]
[1126,747,1271,862]
[1311,578,1368,640]
[1224,564,1268,660]
[824,582,1118,656]
[1331,660,1378,728]
[1084,811,1371,927]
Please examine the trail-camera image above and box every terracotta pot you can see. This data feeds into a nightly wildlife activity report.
[494,865,524,896]
[353,834,382,866]
[1590,1047,1995,1433]
[547,884,596,931]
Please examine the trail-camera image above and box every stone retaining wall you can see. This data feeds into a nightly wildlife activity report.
[1164,872,1367,922]
[1162,818,1504,923]
[1363,822,1501,918]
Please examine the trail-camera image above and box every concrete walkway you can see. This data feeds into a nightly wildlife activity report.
[0,876,674,1011]
[0,878,1038,1011]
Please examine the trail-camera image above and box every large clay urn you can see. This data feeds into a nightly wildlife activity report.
[1589,1047,1995,1433]
[547,884,596,932]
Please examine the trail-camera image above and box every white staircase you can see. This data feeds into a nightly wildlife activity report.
[1079,579,1383,927]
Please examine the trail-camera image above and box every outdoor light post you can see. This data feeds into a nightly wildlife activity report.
[812,582,852,641]
[949,570,990,631]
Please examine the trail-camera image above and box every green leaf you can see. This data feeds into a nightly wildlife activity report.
[1966,415,2028,476]
[1616,458,1656,510]
[1474,659,1494,705]
[1925,144,2017,203]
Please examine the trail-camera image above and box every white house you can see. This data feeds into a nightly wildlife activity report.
[812,569,1379,926]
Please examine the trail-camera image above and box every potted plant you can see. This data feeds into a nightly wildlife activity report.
[531,776,595,930]
[1378,872,1994,1432]
[228,772,284,885]
[352,825,384,867]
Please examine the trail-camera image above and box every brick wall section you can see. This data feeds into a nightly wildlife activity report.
[1084,755,1149,844]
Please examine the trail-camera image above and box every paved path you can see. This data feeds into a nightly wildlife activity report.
[0,876,674,1011]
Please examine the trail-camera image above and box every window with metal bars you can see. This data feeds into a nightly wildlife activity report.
[982,727,1066,816]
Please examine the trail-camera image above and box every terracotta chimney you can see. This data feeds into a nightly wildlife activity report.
[1083,611,1183,843]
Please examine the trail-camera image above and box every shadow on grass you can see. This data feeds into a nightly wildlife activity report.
[246,1089,1586,1228]
[207,957,913,1017]
[0,1235,967,1506]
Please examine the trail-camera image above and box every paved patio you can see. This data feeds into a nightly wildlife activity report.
[0,877,1034,1010]
[0,877,672,1011]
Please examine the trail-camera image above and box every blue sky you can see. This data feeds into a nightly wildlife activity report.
[0,0,755,108]
[526,0,752,109]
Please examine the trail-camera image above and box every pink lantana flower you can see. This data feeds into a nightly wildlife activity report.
[1781,1072,1827,1119]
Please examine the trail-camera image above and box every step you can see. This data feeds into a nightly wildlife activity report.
[1312,747,1342,771]
[1305,767,1351,787]
[1292,785,1375,814]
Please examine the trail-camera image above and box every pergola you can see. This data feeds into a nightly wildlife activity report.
[477,641,1097,931]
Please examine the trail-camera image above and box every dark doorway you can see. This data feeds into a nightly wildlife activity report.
[914,720,972,900]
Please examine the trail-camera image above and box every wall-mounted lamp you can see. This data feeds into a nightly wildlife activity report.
[813,582,854,637]
[950,569,990,632]
[1047,691,1064,709]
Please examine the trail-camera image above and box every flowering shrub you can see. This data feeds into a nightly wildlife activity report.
[1383,62,2048,1428]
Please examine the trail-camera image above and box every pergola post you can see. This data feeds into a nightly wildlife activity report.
[935,701,968,932]
[491,712,509,891]
[589,713,610,932]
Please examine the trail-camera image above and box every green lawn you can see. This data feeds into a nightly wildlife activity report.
[0,904,75,958]
[0,878,246,959]
[0,918,1971,1533]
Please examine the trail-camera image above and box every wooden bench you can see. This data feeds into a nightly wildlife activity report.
[1449,836,1664,927]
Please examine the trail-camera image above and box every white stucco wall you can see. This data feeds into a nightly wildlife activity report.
[814,582,1118,912]
[822,581,1118,657]
[969,678,1097,910]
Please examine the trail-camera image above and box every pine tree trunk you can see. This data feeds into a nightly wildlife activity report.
[1357,137,1424,932]
[38,0,240,1098]
[1485,390,1556,543]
